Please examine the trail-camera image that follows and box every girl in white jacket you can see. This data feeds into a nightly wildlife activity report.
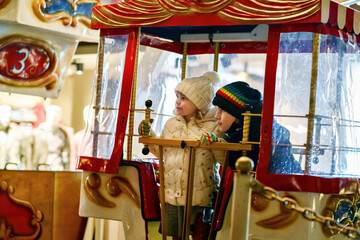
[139,71,225,240]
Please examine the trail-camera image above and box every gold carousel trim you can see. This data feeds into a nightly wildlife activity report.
[0,0,11,11]
[91,0,320,28]
[322,194,360,237]
[84,173,141,208]
[252,192,300,229]
[32,0,101,28]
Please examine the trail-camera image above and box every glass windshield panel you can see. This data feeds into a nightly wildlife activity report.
[79,35,128,160]
[125,45,182,159]
[272,31,360,177]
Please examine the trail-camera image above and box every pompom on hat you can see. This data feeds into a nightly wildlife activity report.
[212,81,262,119]
[175,71,220,112]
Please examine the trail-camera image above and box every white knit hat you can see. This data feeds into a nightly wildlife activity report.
[175,71,220,112]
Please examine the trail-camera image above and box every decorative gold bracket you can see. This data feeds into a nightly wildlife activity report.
[0,181,43,239]
[32,0,101,27]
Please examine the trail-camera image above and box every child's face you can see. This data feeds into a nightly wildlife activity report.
[175,91,197,121]
[214,106,236,132]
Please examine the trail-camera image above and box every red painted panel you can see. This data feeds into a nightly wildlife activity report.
[0,193,34,234]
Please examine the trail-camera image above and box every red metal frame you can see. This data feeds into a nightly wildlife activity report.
[139,36,268,55]
[110,28,139,172]
[77,30,267,174]
[82,0,360,191]
[78,28,140,174]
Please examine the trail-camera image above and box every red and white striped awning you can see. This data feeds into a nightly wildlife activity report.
[321,0,360,34]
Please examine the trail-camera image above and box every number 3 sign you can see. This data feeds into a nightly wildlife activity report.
[0,34,58,90]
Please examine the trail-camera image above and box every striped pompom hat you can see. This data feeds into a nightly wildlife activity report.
[212,81,262,119]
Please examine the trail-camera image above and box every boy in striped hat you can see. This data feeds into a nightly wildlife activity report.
[200,81,302,236]
[201,81,303,174]
[201,81,262,170]
[199,81,263,235]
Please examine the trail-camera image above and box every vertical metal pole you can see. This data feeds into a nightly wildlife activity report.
[181,42,188,80]
[213,42,220,72]
[158,145,167,240]
[180,42,190,239]
[208,151,229,240]
[92,36,105,158]
[242,111,251,156]
[182,147,196,240]
[127,27,141,161]
[305,33,320,174]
